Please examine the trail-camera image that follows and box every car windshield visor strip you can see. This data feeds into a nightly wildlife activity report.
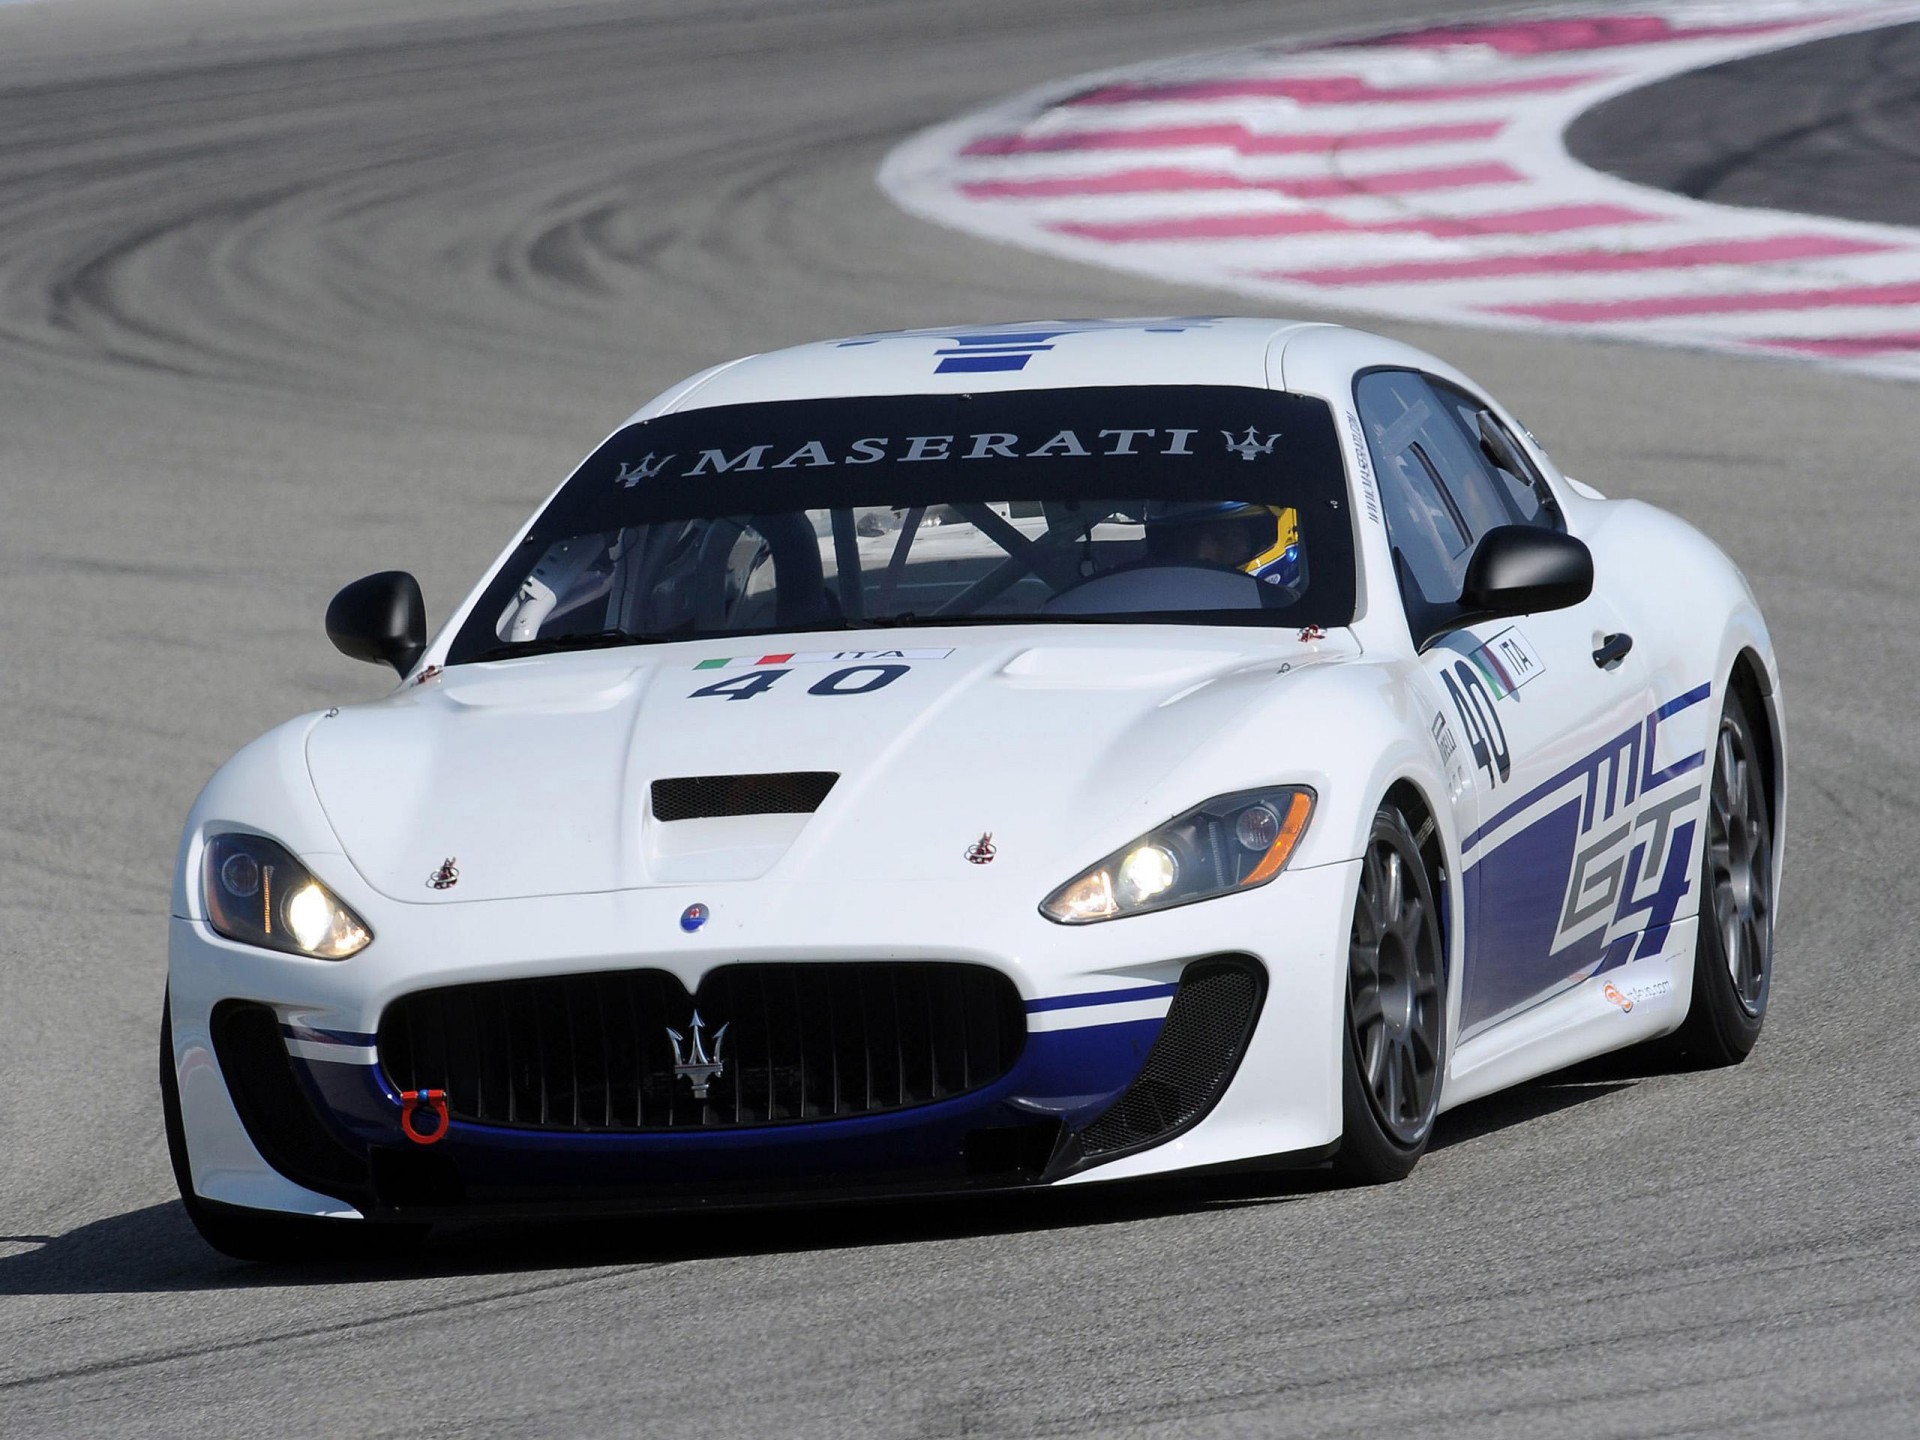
[448,387,1354,664]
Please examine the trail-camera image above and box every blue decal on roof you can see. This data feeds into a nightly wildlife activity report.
[834,318,1224,374]
[937,354,1032,374]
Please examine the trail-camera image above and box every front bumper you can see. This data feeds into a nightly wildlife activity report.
[166,862,1356,1220]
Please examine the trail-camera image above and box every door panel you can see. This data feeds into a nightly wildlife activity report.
[1432,603,1670,1037]
[1355,366,1681,1038]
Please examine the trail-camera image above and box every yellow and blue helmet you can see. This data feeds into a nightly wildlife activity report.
[1142,501,1304,589]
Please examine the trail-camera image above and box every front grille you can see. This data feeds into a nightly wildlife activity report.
[377,963,1025,1132]
[1074,957,1266,1161]
[651,772,837,821]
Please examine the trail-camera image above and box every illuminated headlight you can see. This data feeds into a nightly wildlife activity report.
[1041,788,1315,924]
[202,833,372,959]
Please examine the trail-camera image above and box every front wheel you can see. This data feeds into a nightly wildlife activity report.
[1334,807,1447,1184]
[1671,688,1774,1065]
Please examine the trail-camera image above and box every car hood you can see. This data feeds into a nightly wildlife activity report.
[304,629,1360,903]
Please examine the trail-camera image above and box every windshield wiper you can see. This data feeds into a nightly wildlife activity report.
[473,628,651,662]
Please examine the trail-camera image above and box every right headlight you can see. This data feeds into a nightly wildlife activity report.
[1041,787,1315,924]
[202,832,372,959]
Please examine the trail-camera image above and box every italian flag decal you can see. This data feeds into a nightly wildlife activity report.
[693,648,955,670]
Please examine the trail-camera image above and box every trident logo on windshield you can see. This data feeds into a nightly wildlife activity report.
[666,1012,728,1099]
[615,452,677,487]
[1222,427,1282,462]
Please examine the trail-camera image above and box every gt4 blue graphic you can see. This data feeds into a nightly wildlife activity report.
[1461,684,1712,1033]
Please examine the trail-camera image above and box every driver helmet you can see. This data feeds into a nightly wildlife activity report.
[1142,501,1302,588]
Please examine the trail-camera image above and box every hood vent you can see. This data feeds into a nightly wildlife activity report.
[651,771,838,822]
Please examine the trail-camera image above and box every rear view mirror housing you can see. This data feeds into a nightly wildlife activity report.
[1461,525,1593,615]
[326,571,427,676]
[1416,527,1593,651]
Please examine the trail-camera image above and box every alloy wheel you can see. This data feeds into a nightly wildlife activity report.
[1348,831,1443,1146]
[1708,714,1771,1015]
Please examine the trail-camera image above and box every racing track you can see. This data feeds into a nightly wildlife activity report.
[1,1,1916,1435]
[1569,19,1920,226]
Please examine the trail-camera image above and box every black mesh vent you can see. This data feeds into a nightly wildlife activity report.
[209,1000,367,1198]
[651,772,837,821]
[1075,957,1265,1159]
[377,962,1025,1132]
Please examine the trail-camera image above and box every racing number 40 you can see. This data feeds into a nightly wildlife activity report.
[689,664,910,701]
[1442,662,1511,787]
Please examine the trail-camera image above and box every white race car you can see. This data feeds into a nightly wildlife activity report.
[163,318,1784,1259]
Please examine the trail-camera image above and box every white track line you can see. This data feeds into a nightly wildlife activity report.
[881,1,1920,381]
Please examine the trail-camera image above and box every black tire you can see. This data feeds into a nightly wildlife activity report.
[1670,688,1774,1066]
[1334,806,1447,1184]
[161,991,425,1263]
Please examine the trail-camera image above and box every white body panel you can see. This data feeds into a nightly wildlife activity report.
[168,317,1785,1217]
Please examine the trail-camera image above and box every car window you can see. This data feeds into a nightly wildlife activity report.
[1354,370,1480,606]
[1428,379,1558,530]
[446,386,1359,664]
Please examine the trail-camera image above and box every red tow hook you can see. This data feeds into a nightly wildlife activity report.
[400,1089,450,1146]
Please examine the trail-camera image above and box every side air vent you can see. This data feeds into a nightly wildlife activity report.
[209,999,367,1203]
[1065,956,1266,1168]
[651,771,838,821]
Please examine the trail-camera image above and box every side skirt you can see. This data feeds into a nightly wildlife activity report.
[1440,918,1696,1112]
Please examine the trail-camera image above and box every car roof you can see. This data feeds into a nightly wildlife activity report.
[636,317,1335,418]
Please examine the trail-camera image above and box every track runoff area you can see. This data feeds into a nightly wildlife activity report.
[883,0,1920,382]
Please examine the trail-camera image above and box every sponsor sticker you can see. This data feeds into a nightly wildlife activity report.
[1344,410,1381,525]
[1465,626,1544,700]
[1430,710,1458,767]
[1602,973,1675,1015]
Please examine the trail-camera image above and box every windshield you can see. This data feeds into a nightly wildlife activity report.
[447,386,1355,665]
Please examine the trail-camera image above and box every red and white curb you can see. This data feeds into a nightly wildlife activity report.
[880,1,1920,380]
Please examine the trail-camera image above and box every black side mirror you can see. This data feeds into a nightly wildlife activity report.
[326,571,426,676]
[1416,527,1592,650]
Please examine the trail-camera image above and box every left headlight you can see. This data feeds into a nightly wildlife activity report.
[202,833,372,959]
[1041,787,1315,925]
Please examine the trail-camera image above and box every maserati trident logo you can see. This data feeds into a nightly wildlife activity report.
[615,452,676,487]
[1222,426,1282,461]
[667,1011,728,1098]
[427,857,459,890]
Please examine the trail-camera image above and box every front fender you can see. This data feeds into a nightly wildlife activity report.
[171,711,340,923]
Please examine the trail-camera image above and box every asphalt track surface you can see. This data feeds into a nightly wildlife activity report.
[1,2,1916,1436]
[1568,18,1920,227]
